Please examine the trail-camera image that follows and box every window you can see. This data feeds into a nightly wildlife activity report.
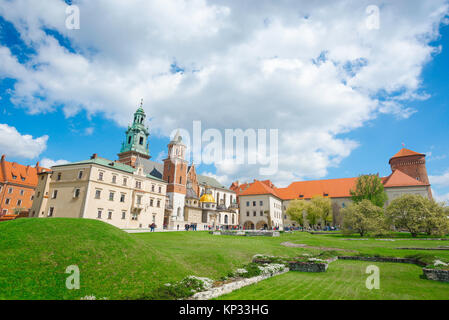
[2,209,7,214]
[78,171,83,179]
[8,188,12,194]
[112,175,117,184]
[123,178,127,186]
[253,201,256,207]
[122,211,126,219]
[57,173,62,181]
[136,195,142,205]
[260,211,263,216]
[136,181,142,189]
[109,192,115,201]
[5,198,10,205]
[151,185,155,192]
[246,201,250,207]
[150,199,154,207]
[12,174,17,179]
[246,211,249,216]
[159,186,162,193]
[30,195,34,201]
[260,201,263,206]
[131,213,138,221]
[179,176,182,184]
[74,188,81,198]
[157,200,161,208]
[253,211,256,217]
[95,190,101,199]
[52,190,58,199]
[97,210,102,219]
[108,211,113,220]
[98,172,104,181]
[128,136,132,144]
[20,189,24,196]
[139,137,144,145]
[21,176,25,181]
[120,194,126,203]
[48,207,54,217]
[17,199,22,206]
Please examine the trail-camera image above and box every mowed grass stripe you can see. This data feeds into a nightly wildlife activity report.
[218,260,449,300]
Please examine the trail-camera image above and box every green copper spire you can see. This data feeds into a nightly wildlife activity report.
[120,99,150,157]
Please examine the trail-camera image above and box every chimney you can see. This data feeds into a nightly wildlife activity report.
[91,153,98,159]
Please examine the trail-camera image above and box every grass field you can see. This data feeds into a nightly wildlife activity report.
[218,260,449,300]
[1,218,448,300]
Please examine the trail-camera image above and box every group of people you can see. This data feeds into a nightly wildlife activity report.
[184,223,198,231]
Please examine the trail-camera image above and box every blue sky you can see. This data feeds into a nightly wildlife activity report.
[0,1,448,201]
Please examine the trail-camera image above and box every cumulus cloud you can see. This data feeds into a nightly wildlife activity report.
[40,158,70,168]
[430,170,449,187]
[0,0,448,185]
[0,123,48,159]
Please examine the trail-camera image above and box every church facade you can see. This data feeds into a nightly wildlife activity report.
[29,103,238,230]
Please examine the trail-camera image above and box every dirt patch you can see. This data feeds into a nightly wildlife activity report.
[280,241,355,252]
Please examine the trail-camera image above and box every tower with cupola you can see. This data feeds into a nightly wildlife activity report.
[163,131,188,222]
[118,100,150,167]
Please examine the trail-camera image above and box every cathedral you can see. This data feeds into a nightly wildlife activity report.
[118,103,239,230]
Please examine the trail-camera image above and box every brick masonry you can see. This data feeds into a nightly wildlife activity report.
[422,268,449,282]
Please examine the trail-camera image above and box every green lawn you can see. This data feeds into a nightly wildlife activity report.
[1,218,448,300]
[218,260,449,300]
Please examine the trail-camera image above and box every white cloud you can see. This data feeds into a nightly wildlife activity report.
[432,188,449,205]
[40,158,70,169]
[430,170,449,187]
[0,0,448,184]
[0,123,48,159]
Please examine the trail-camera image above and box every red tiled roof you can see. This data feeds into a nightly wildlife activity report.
[389,148,425,162]
[239,180,281,198]
[0,155,49,187]
[277,177,358,200]
[383,169,428,187]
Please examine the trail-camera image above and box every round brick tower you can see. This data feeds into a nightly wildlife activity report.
[389,148,429,185]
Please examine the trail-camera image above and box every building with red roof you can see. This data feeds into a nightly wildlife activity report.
[0,155,49,216]
[231,148,432,230]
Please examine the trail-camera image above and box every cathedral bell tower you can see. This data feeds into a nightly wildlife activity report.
[163,130,188,222]
[118,99,151,167]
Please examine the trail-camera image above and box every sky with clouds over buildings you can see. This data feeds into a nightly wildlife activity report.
[0,0,449,202]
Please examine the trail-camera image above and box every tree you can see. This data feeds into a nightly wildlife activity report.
[286,200,307,227]
[386,194,429,238]
[351,174,388,207]
[342,200,385,237]
[309,196,332,227]
[423,200,449,237]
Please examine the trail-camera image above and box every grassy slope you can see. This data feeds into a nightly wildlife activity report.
[1,218,448,299]
[218,260,449,300]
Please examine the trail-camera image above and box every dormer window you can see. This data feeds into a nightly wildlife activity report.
[299,195,304,198]
[12,175,17,179]
[324,193,329,197]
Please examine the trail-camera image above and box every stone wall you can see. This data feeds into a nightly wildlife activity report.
[288,262,328,272]
[211,230,280,237]
[423,268,449,282]
[337,256,427,267]
[190,269,289,300]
